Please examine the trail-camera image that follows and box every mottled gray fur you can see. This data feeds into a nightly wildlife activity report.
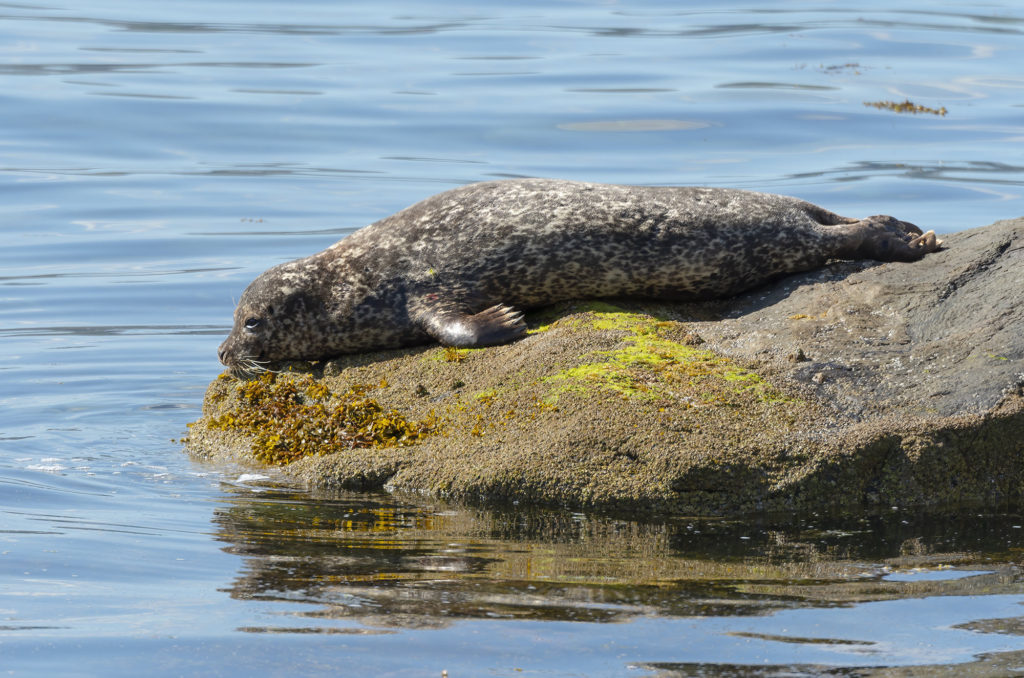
[218,179,939,369]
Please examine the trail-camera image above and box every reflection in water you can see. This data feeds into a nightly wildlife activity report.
[646,652,1024,677]
[212,485,1024,637]
[788,160,1024,187]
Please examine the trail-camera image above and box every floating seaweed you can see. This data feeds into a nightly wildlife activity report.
[864,99,947,116]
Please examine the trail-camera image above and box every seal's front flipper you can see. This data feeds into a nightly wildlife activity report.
[414,302,526,348]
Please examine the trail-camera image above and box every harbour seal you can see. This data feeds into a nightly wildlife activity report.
[218,179,940,371]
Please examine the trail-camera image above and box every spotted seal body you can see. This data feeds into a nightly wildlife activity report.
[218,179,940,370]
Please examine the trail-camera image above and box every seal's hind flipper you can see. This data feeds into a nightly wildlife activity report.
[846,215,944,262]
[414,301,526,348]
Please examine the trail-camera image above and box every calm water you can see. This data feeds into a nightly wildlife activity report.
[3,1,1024,675]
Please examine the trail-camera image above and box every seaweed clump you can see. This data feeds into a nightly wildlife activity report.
[205,373,438,465]
[864,99,947,116]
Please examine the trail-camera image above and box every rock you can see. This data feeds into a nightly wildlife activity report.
[185,219,1024,515]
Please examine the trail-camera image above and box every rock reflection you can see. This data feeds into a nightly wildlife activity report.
[646,649,1024,677]
[211,486,1024,631]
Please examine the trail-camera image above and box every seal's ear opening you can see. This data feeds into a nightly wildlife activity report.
[280,294,317,316]
[266,305,275,316]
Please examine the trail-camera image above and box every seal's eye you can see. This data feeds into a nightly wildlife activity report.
[244,317,262,330]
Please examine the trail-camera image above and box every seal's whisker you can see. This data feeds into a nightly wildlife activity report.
[237,355,280,376]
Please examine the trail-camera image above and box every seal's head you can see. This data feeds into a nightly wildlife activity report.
[218,262,332,374]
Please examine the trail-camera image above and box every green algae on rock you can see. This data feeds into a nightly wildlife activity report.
[538,307,789,405]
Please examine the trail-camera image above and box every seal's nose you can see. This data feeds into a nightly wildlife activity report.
[217,340,230,365]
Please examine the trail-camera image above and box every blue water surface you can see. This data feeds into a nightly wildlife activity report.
[3,1,1024,676]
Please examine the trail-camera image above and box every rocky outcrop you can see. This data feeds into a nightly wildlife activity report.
[186,218,1024,515]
